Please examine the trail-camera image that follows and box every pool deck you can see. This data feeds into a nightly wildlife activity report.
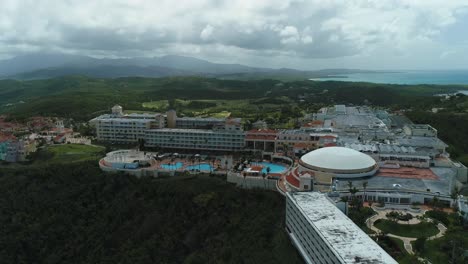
[100,156,222,172]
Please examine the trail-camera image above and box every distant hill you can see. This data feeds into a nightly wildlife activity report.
[13,65,199,79]
[0,53,377,80]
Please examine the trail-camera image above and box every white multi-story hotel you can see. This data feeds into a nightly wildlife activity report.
[286,192,397,264]
[90,105,244,151]
[145,120,245,151]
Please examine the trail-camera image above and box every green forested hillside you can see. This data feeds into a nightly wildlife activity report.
[0,162,302,264]
[0,76,465,121]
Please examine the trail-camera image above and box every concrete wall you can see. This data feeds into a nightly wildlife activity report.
[454,162,468,183]
[226,172,277,190]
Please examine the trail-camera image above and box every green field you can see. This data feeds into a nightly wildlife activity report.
[35,144,105,164]
[142,97,301,127]
[374,219,439,238]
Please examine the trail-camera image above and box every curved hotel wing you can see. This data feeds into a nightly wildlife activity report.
[286,192,397,264]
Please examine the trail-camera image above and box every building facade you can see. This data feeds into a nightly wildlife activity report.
[144,126,245,151]
[91,106,245,151]
[286,192,397,264]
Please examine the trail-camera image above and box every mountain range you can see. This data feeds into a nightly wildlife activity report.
[0,53,374,80]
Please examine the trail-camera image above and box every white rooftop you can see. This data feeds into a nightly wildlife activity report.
[288,192,397,264]
[300,146,376,171]
[104,150,152,163]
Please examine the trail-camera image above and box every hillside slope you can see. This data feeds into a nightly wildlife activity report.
[0,162,302,264]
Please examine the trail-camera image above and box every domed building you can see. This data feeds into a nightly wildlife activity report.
[285,147,378,191]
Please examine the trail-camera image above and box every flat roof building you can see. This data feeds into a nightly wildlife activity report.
[286,192,397,264]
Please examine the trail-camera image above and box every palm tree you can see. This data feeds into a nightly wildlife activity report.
[451,186,461,200]
[349,187,360,207]
[266,166,271,175]
[350,187,359,196]
[347,181,353,193]
[362,181,368,202]
[225,160,228,177]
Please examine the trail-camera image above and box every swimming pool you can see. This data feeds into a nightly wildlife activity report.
[186,163,213,171]
[160,162,184,170]
[252,162,288,174]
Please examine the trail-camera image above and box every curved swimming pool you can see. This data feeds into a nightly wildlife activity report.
[160,162,184,170]
[186,163,213,171]
[252,162,288,174]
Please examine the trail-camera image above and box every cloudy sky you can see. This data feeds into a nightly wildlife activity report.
[1,0,468,70]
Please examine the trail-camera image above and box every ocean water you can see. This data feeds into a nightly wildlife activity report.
[311,70,468,85]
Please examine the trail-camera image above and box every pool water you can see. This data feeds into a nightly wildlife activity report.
[186,163,213,171]
[252,162,287,174]
[160,162,184,170]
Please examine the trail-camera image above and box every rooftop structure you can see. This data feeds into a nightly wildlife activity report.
[298,147,378,178]
[286,192,397,264]
[403,124,437,137]
[245,129,278,152]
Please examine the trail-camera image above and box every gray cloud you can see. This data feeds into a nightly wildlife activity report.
[0,0,468,69]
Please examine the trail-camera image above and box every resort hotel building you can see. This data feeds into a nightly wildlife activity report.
[90,105,245,152]
[286,192,397,264]
[144,121,245,152]
[281,105,467,209]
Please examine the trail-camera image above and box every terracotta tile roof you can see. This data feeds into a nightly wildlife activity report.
[293,142,310,149]
[247,128,278,134]
[377,167,438,180]
[245,134,277,140]
[286,171,300,188]
[0,133,16,142]
[54,133,66,142]
[246,129,278,140]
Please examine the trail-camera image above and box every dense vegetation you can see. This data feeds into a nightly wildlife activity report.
[413,210,467,263]
[374,234,420,264]
[0,162,302,264]
[407,110,468,166]
[2,76,468,162]
[0,76,465,122]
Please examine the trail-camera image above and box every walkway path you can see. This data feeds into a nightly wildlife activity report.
[366,208,447,255]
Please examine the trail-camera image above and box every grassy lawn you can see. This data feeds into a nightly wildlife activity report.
[388,237,419,264]
[142,100,169,110]
[35,144,105,164]
[362,226,375,234]
[141,97,299,124]
[374,234,419,263]
[374,219,439,238]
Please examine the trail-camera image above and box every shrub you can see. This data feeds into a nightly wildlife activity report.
[425,210,449,226]
[413,237,427,253]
